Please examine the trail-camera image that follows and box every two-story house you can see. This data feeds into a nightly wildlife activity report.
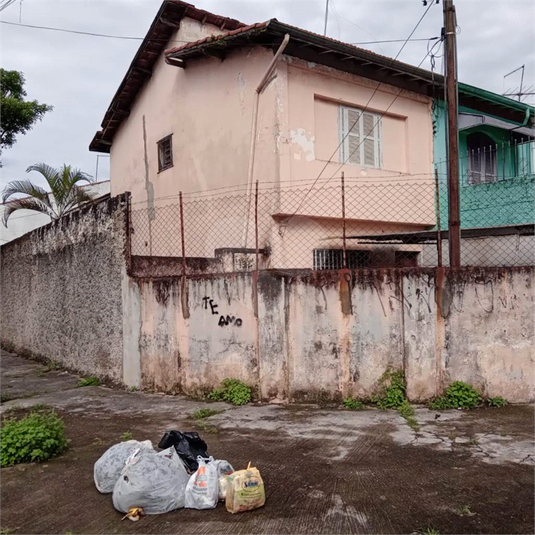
[92,0,532,270]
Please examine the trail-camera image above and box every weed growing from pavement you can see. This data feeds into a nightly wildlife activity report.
[458,504,476,516]
[398,400,420,431]
[429,382,481,410]
[420,528,439,535]
[196,420,219,434]
[30,404,50,412]
[120,431,133,441]
[0,528,13,534]
[0,410,68,467]
[469,437,479,446]
[369,370,420,430]
[77,376,100,387]
[343,398,364,410]
[487,396,507,407]
[92,437,105,447]
[208,378,251,406]
[128,386,139,392]
[372,370,406,409]
[44,360,61,372]
[192,408,224,420]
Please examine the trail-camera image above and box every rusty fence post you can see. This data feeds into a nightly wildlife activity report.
[125,191,133,276]
[179,191,190,318]
[255,180,259,273]
[341,172,347,270]
[434,168,443,267]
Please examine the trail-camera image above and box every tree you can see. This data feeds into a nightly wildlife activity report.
[2,163,96,227]
[0,69,52,154]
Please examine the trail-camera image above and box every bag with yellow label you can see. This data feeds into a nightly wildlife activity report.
[225,462,265,514]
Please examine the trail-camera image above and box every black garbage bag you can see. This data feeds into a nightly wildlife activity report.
[158,431,209,473]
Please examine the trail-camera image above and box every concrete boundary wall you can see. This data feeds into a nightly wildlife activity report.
[1,197,533,401]
[1,195,130,382]
[132,267,534,402]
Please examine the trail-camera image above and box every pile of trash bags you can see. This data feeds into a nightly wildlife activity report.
[93,430,265,517]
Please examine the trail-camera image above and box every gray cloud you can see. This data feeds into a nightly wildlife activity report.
[1,0,533,189]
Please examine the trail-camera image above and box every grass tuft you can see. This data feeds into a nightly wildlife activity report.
[192,408,224,420]
[77,376,100,387]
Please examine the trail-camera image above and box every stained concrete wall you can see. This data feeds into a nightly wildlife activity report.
[133,267,534,402]
[0,195,129,382]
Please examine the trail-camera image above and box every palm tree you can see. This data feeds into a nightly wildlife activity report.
[2,163,96,227]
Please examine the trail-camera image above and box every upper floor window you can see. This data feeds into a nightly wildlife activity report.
[340,106,382,168]
[467,132,496,184]
[157,134,173,172]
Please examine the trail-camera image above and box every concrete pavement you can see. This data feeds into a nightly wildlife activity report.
[1,350,533,534]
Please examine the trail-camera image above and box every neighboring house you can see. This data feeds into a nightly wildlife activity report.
[90,0,530,269]
[432,87,534,265]
[0,181,110,244]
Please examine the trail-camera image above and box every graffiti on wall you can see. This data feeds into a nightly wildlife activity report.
[202,296,243,327]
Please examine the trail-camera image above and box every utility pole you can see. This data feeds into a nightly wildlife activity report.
[443,0,461,267]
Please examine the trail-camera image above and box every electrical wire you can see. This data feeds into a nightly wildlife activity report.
[0,0,17,12]
[283,0,438,223]
[0,19,439,47]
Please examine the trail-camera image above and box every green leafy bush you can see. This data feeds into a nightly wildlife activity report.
[429,396,454,410]
[373,370,406,409]
[208,378,251,406]
[487,396,507,407]
[343,398,364,410]
[429,381,481,410]
[0,411,68,467]
[77,376,100,387]
[192,408,224,419]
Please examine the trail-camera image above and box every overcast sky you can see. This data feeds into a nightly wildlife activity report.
[1,0,534,190]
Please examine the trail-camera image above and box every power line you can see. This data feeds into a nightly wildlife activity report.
[0,0,17,12]
[0,19,438,47]
[285,0,438,222]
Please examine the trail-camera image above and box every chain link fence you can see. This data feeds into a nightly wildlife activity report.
[130,165,534,272]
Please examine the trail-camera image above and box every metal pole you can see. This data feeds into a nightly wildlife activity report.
[179,191,186,276]
[179,191,190,319]
[341,172,347,269]
[323,0,329,36]
[434,168,443,267]
[444,0,461,267]
[254,180,259,272]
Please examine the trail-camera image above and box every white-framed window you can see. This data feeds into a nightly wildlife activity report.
[339,106,382,168]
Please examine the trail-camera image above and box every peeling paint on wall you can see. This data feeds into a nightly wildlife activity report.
[289,128,315,162]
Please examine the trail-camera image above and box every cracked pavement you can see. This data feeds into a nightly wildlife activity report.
[1,350,534,534]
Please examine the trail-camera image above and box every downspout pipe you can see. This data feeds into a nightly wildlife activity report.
[243,34,290,247]
[510,107,532,132]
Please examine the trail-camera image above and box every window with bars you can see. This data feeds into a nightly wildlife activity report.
[313,249,371,270]
[339,106,382,168]
[467,132,496,184]
[157,134,173,172]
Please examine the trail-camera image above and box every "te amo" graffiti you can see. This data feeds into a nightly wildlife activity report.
[202,296,243,327]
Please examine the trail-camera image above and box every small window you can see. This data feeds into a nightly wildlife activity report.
[157,134,173,172]
[339,106,382,168]
[467,132,496,184]
[313,249,371,270]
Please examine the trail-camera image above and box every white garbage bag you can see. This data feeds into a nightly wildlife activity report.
[94,440,153,494]
[184,456,219,510]
[112,447,190,514]
[214,460,234,501]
